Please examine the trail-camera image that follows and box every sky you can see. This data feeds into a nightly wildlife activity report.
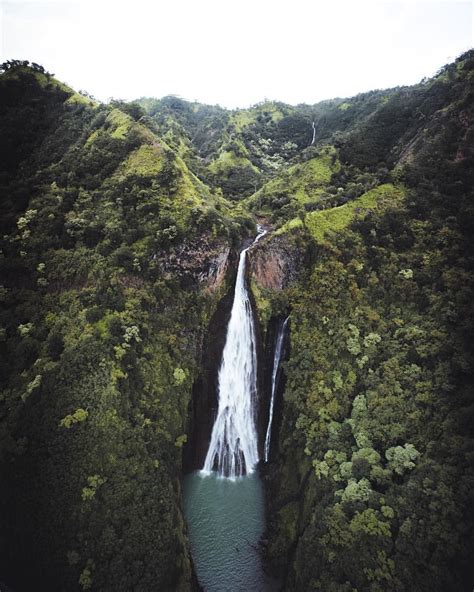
[1,0,473,108]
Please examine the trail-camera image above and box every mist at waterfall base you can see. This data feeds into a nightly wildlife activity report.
[184,227,280,591]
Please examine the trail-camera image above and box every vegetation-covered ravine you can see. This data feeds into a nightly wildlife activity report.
[0,50,473,591]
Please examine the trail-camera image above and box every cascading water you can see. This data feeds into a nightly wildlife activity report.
[203,226,266,478]
[264,316,289,462]
[184,225,278,591]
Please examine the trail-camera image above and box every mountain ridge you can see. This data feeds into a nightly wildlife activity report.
[0,50,473,591]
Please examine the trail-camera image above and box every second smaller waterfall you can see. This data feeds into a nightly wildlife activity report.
[264,316,289,463]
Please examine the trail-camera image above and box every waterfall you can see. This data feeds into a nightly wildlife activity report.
[311,120,316,145]
[264,316,289,462]
[203,226,266,478]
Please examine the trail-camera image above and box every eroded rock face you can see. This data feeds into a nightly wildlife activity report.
[157,237,232,293]
[248,233,303,290]
[200,247,231,293]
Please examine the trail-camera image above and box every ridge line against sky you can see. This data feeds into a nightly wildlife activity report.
[1,0,473,108]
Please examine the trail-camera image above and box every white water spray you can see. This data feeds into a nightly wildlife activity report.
[203,227,267,478]
[264,316,289,462]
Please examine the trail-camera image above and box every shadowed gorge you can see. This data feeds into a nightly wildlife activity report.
[0,51,473,591]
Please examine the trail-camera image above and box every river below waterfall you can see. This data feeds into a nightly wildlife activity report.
[183,471,277,591]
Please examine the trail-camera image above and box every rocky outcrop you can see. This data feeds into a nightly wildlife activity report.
[200,247,231,293]
[157,237,232,293]
[247,233,305,290]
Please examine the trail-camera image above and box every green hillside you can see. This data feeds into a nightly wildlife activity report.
[0,50,473,591]
[0,61,251,592]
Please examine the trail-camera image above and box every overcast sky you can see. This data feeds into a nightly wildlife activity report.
[1,0,473,108]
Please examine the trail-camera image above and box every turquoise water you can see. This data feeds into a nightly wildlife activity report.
[183,471,276,591]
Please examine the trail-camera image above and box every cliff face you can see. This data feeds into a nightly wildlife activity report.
[157,236,232,293]
[248,234,302,290]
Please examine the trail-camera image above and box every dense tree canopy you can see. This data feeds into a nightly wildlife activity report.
[1,50,473,591]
